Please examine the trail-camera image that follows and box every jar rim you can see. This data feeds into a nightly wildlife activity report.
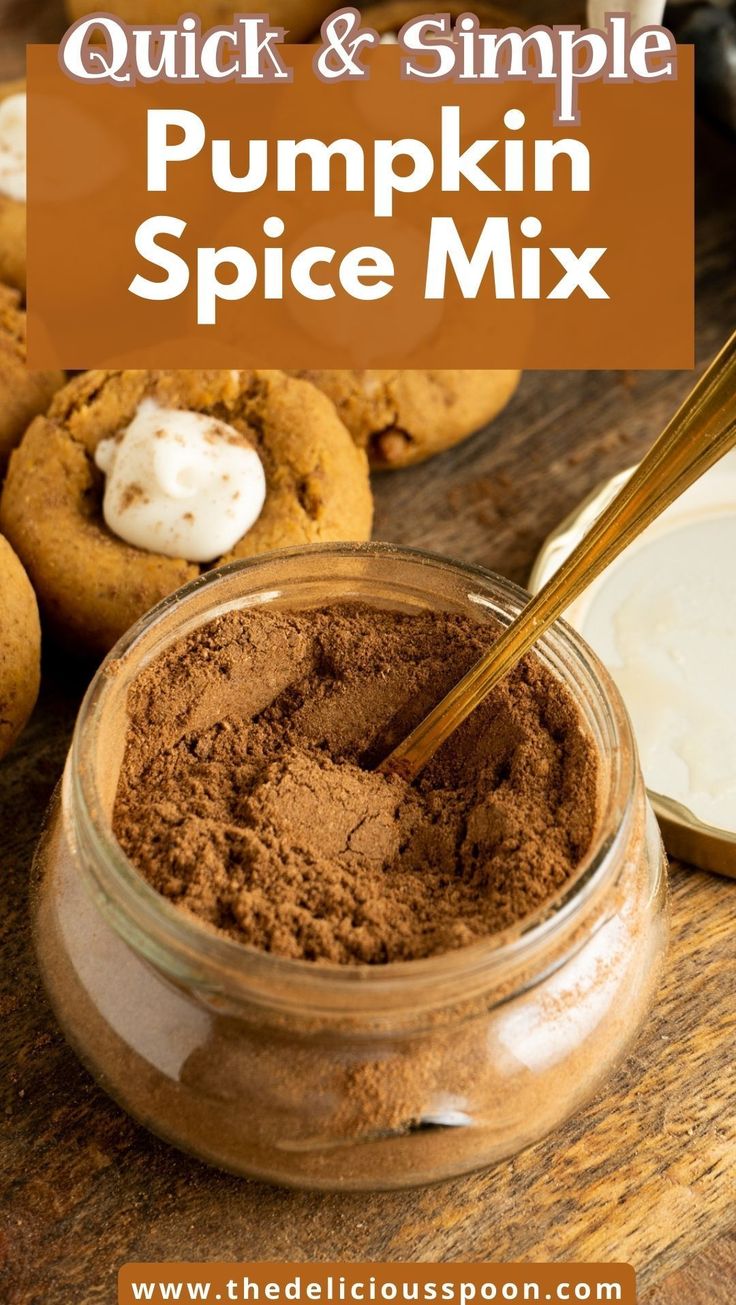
[69,541,639,1014]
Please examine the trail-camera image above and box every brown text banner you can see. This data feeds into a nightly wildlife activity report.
[27,45,693,370]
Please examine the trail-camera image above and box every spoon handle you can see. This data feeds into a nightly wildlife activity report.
[380,328,736,781]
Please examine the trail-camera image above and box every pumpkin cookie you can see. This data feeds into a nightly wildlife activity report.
[316,0,516,39]
[0,284,65,473]
[361,0,515,31]
[0,369,373,653]
[289,370,520,469]
[64,0,330,42]
[0,81,26,294]
[0,534,41,760]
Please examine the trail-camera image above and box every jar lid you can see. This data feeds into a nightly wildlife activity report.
[530,454,736,878]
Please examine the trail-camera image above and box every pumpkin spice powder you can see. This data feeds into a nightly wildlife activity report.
[112,603,599,963]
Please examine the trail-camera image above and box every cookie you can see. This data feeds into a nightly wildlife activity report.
[64,0,331,42]
[0,534,41,760]
[0,81,26,294]
[0,369,373,654]
[289,369,520,469]
[0,284,65,473]
[357,0,517,38]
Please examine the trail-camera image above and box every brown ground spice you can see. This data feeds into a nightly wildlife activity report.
[113,604,598,964]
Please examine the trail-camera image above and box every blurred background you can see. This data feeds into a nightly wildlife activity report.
[1,0,735,136]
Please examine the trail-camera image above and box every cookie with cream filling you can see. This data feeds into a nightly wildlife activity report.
[0,369,373,653]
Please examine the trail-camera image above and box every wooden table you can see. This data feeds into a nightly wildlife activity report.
[2,3,736,1302]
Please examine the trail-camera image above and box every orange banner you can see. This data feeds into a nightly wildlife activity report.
[27,44,693,370]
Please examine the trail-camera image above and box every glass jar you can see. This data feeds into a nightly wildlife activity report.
[32,543,668,1190]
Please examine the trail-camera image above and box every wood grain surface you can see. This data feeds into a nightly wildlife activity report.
[1,3,736,1303]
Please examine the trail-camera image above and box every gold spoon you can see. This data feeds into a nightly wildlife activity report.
[379,327,736,782]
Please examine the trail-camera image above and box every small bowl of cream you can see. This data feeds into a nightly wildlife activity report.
[531,452,736,876]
